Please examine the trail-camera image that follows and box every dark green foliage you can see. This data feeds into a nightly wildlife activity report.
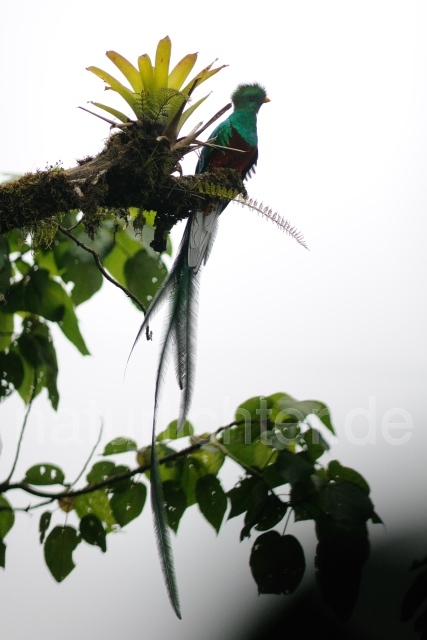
[0,351,24,400]
[250,531,305,595]
[196,475,227,534]
[163,481,187,533]
[0,204,380,620]
[0,539,5,569]
[0,496,14,541]
[102,437,138,456]
[39,512,52,543]
[44,526,80,582]
[124,248,167,307]
[241,493,288,540]
[79,515,107,552]
[24,464,65,486]
[0,212,165,408]
[1,384,379,622]
[110,483,146,527]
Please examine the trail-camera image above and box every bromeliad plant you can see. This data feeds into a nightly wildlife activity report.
[86,36,229,150]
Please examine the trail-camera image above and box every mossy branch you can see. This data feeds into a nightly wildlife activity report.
[0,126,245,252]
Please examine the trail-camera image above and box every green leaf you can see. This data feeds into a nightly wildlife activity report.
[268,392,299,425]
[328,461,370,494]
[163,480,187,533]
[0,539,5,568]
[39,511,52,543]
[24,464,65,486]
[103,224,147,285]
[224,441,275,470]
[190,446,225,476]
[86,460,116,484]
[179,457,201,507]
[15,353,36,405]
[240,483,269,540]
[75,490,117,532]
[0,351,24,400]
[157,419,194,441]
[279,535,306,594]
[195,475,227,534]
[0,311,13,350]
[69,261,103,306]
[110,482,146,527]
[51,225,114,305]
[79,515,107,552]
[57,287,90,355]
[124,249,167,307]
[102,437,138,456]
[302,427,330,461]
[262,461,292,489]
[320,482,374,530]
[269,394,335,434]
[4,229,29,255]
[235,395,273,422]
[0,496,14,538]
[17,319,59,409]
[277,450,315,485]
[44,526,80,582]
[35,247,61,277]
[5,268,65,321]
[227,476,263,520]
[250,531,305,595]
[253,495,288,532]
[179,446,225,507]
[57,252,103,306]
[297,400,335,434]
[158,452,183,483]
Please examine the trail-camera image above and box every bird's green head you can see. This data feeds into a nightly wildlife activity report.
[231,83,270,113]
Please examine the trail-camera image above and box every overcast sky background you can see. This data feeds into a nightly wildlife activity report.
[1,1,427,638]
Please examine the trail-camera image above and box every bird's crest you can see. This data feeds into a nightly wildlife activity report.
[231,83,268,108]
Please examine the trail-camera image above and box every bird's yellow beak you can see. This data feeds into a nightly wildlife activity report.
[264,97,271,103]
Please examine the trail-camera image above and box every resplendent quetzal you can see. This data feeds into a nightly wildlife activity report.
[130,83,269,618]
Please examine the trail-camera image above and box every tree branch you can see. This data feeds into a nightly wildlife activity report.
[58,225,147,313]
[4,370,37,483]
[0,124,245,252]
[0,420,242,503]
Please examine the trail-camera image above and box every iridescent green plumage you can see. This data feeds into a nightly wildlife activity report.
[129,83,269,618]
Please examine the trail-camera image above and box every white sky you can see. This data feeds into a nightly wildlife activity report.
[1,1,427,638]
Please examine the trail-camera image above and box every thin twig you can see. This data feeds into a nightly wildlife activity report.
[172,102,232,150]
[191,102,232,139]
[282,507,292,535]
[0,420,243,501]
[62,220,82,232]
[5,370,37,483]
[57,225,146,313]
[192,140,245,153]
[70,420,104,487]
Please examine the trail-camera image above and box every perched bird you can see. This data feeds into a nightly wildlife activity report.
[130,83,269,618]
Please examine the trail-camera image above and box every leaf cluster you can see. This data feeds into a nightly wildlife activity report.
[0,392,379,621]
[0,211,168,407]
